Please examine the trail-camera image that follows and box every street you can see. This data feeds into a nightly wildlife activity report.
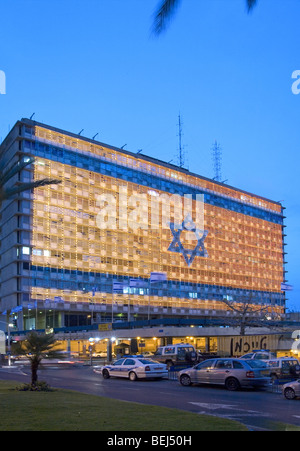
[0,363,299,430]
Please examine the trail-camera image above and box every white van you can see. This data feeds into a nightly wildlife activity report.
[153,344,197,368]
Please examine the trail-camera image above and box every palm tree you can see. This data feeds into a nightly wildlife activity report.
[152,0,258,35]
[12,331,63,387]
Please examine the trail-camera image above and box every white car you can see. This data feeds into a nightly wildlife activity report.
[240,350,276,361]
[97,356,168,381]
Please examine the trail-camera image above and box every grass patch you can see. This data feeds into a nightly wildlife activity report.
[263,421,300,432]
[0,380,247,431]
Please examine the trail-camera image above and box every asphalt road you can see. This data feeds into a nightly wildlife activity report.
[0,363,299,431]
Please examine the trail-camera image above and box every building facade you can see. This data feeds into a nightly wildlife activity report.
[0,118,287,331]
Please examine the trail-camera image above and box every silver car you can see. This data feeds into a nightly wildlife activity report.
[282,379,300,400]
[178,358,271,391]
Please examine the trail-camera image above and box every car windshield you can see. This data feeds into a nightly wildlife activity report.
[245,360,268,368]
[240,353,254,359]
[254,354,269,360]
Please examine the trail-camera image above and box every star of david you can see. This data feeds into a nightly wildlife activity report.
[168,214,208,267]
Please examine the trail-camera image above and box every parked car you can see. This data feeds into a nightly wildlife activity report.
[240,350,277,360]
[96,356,168,381]
[153,344,197,368]
[266,358,300,381]
[92,352,107,357]
[282,379,300,400]
[178,358,271,391]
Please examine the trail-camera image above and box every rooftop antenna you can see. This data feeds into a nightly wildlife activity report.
[136,149,143,154]
[212,140,222,182]
[78,129,84,135]
[177,113,185,168]
[92,133,99,140]
[120,144,127,149]
[30,113,35,120]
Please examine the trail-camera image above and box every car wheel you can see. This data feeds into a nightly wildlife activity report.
[284,387,296,400]
[129,371,138,381]
[102,369,110,379]
[225,377,240,391]
[179,374,192,386]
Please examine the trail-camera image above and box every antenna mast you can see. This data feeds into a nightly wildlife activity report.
[212,140,222,182]
[177,113,185,168]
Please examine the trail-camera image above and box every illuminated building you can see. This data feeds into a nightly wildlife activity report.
[0,118,287,330]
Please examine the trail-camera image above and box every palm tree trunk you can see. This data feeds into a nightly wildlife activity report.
[31,359,39,386]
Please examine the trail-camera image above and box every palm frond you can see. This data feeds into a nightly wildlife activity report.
[13,331,63,361]
[0,156,61,203]
[0,179,61,202]
[152,0,182,35]
[0,157,35,186]
[152,0,258,35]
[246,0,258,12]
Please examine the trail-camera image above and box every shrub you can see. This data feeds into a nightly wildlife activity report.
[16,381,54,392]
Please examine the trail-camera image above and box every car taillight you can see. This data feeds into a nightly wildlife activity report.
[145,366,151,371]
[246,371,255,378]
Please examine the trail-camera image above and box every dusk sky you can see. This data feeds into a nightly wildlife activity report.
[0,0,299,310]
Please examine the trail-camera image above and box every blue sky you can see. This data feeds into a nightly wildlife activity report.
[0,0,299,310]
